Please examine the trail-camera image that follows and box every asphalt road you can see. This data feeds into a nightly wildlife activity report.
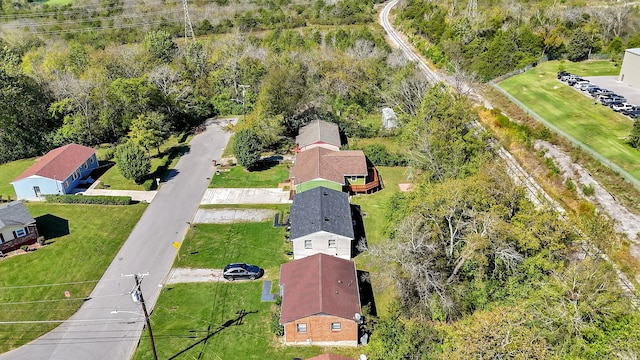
[0,119,234,360]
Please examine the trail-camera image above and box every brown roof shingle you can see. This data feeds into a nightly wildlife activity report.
[280,253,361,323]
[290,148,367,186]
[13,144,96,182]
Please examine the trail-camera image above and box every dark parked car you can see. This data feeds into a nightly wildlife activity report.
[622,106,640,116]
[627,110,640,119]
[587,86,601,94]
[567,77,584,86]
[223,263,264,281]
[557,71,570,79]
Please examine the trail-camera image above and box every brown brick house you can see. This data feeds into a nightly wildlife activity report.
[280,253,361,346]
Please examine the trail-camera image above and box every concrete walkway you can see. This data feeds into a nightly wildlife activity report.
[201,188,291,204]
[192,209,276,224]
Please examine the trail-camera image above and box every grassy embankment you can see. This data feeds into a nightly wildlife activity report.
[498,61,640,180]
[0,202,146,353]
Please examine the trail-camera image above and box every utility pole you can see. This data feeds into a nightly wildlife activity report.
[239,84,249,123]
[132,273,158,360]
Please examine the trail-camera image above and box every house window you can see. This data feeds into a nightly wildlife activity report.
[331,322,341,331]
[304,240,312,249]
[0,233,4,243]
[15,228,26,238]
[83,163,88,169]
[328,239,336,248]
[89,157,94,164]
[297,323,307,333]
[64,181,69,188]
[351,176,357,181]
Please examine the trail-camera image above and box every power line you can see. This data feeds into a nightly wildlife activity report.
[10,18,183,35]
[2,10,176,29]
[0,0,182,19]
[0,293,123,306]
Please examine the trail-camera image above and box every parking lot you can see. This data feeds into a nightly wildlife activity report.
[583,76,640,106]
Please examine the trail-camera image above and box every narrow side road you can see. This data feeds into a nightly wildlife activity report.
[0,119,234,360]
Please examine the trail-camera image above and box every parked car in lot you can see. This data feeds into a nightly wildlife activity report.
[601,97,623,106]
[567,77,584,86]
[574,81,590,89]
[612,103,635,112]
[223,263,264,281]
[587,86,602,94]
[582,84,599,92]
[627,110,640,119]
[622,106,640,116]
[561,74,578,82]
[594,89,613,96]
[557,71,570,79]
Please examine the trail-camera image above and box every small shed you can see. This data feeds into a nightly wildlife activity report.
[381,107,397,129]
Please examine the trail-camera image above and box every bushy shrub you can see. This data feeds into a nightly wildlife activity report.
[45,195,131,205]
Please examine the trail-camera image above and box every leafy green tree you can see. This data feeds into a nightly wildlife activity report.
[185,41,208,78]
[115,141,150,183]
[607,37,623,58]
[627,119,640,149]
[128,112,168,154]
[255,60,307,137]
[143,30,178,63]
[233,129,263,169]
[566,30,593,62]
[403,83,489,182]
[0,69,57,163]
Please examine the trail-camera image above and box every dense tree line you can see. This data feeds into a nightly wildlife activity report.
[365,84,639,358]
[397,0,640,81]
[1,3,419,165]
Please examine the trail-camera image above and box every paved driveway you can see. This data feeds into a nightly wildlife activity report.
[201,188,291,204]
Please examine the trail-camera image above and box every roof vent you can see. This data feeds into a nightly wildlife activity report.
[324,217,330,221]
[338,280,343,284]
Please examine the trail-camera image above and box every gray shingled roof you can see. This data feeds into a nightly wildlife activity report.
[0,201,36,228]
[295,120,341,149]
[289,187,354,240]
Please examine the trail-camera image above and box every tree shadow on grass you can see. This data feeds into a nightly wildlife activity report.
[357,270,377,317]
[35,214,69,241]
[248,159,279,172]
[168,309,257,360]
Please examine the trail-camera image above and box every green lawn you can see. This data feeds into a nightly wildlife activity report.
[209,164,290,188]
[96,133,192,190]
[0,202,146,353]
[0,158,32,200]
[350,166,410,316]
[176,221,288,278]
[554,59,621,77]
[133,282,360,360]
[498,61,640,180]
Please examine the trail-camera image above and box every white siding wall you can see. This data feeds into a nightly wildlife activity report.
[292,231,353,260]
[620,50,640,89]
[0,225,24,243]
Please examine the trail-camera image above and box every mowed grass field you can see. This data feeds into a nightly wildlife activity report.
[0,202,146,353]
[498,60,640,180]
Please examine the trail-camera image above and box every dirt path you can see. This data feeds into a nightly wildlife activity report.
[535,140,640,244]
